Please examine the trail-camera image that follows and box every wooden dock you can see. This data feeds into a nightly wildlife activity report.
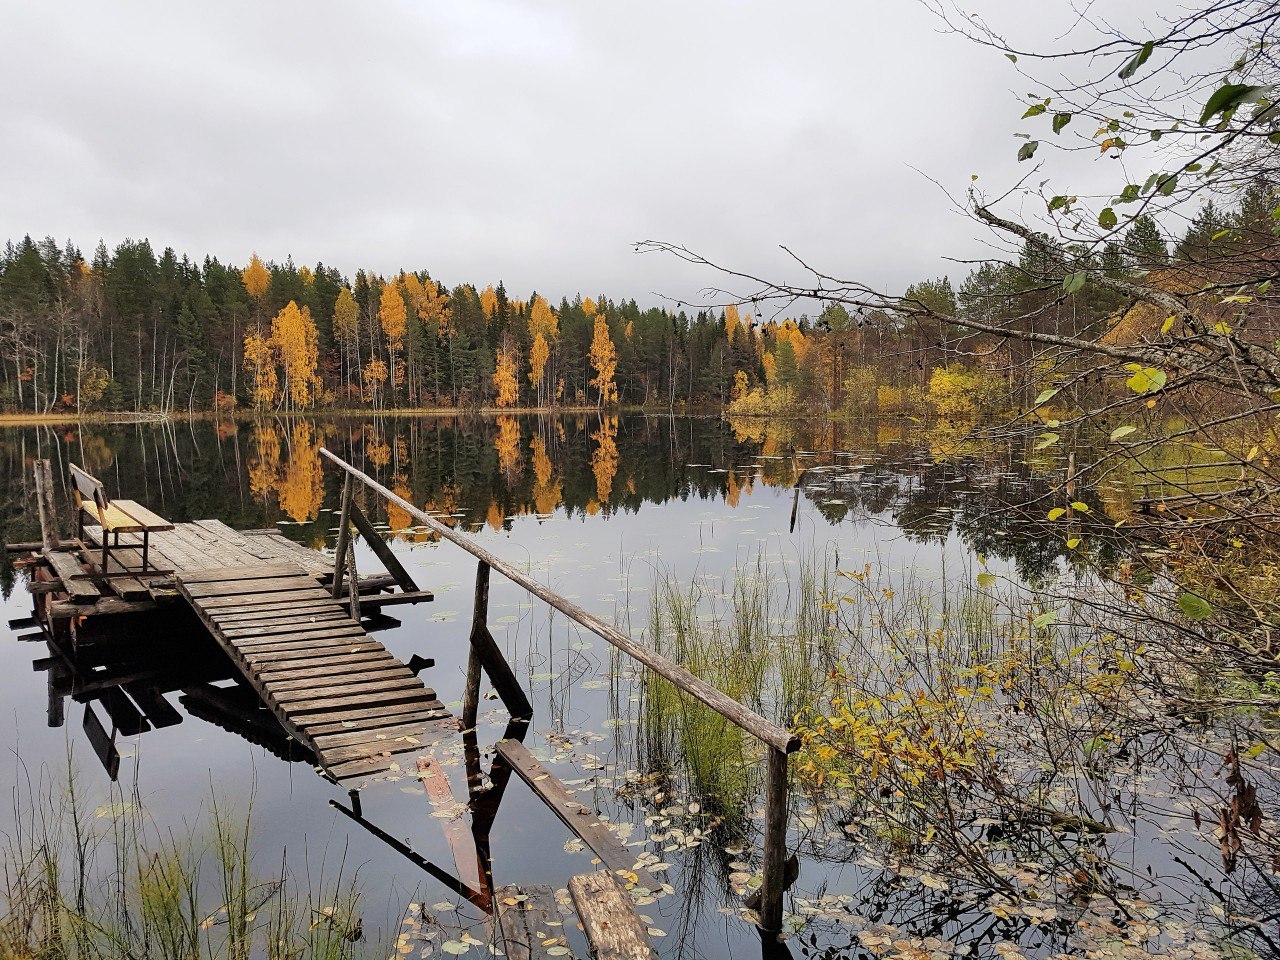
[175,562,451,781]
[10,453,803,953]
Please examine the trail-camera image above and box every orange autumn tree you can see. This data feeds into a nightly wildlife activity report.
[271,300,321,409]
[587,305,618,406]
[493,346,520,407]
[379,279,407,398]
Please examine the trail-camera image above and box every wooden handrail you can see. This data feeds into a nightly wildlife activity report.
[319,447,799,754]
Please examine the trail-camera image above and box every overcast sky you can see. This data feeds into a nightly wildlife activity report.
[0,1,1123,307]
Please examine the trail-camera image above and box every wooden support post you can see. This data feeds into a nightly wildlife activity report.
[348,501,418,593]
[345,538,361,622]
[758,747,790,937]
[333,474,353,598]
[467,561,532,720]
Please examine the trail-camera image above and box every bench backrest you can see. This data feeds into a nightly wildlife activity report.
[69,462,110,524]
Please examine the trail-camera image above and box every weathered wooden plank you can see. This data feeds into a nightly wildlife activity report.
[305,709,451,739]
[50,596,157,618]
[568,872,656,960]
[254,650,398,675]
[177,563,306,585]
[279,684,432,715]
[207,598,349,619]
[184,576,322,598]
[220,620,368,643]
[253,649,399,672]
[416,754,488,909]
[311,719,449,749]
[496,739,647,882]
[268,675,424,706]
[292,698,445,730]
[496,884,572,960]
[43,550,101,602]
[227,628,371,651]
[266,665,412,692]
[214,610,349,630]
[240,647,385,670]
[360,589,435,608]
[193,587,334,609]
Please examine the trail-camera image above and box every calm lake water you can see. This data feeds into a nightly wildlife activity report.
[0,414,1254,959]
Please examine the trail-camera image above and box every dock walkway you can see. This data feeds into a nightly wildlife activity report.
[175,562,452,781]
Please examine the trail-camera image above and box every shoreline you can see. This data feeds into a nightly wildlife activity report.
[0,404,728,427]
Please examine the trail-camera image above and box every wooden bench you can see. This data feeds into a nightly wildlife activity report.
[70,463,174,573]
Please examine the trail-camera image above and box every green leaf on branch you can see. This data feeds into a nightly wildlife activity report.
[1018,140,1040,161]
[1118,41,1154,81]
[1110,425,1137,441]
[1034,388,1059,406]
[1199,83,1270,126]
[1071,501,1090,513]
[1052,112,1072,134]
[1047,508,1067,521]
[1063,271,1087,294]
[1177,592,1212,621]
[1066,537,1081,549]
[1022,103,1047,118]
[977,572,997,589]
[1035,432,1059,450]
[1159,174,1178,196]
[1116,184,1140,204]
[1032,611,1058,628]
[1098,207,1118,229]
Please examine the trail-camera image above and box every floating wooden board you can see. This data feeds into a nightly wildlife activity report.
[497,739,653,885]
[568,871,657,960]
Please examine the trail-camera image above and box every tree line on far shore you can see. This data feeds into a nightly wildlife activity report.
[0,194,1268,417]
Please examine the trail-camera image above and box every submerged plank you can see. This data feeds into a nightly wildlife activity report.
[568,872,656,960]
[497,739,648,881]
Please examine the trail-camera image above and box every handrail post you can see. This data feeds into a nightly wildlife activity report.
[758,746,790,937]
[333,473,353,598]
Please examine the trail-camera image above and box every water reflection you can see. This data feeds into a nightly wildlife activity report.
[2,414,1082,584]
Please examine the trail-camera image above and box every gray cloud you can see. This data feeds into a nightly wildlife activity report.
[0,0,1124,306]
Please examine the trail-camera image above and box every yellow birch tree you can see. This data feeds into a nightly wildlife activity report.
[242,331,278,409]
[588,313,618,405]
[493,347,520,407]
[271,300,321,408]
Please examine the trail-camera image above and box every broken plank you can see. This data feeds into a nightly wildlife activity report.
[43,550,102,602]
[568,872,657,960]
